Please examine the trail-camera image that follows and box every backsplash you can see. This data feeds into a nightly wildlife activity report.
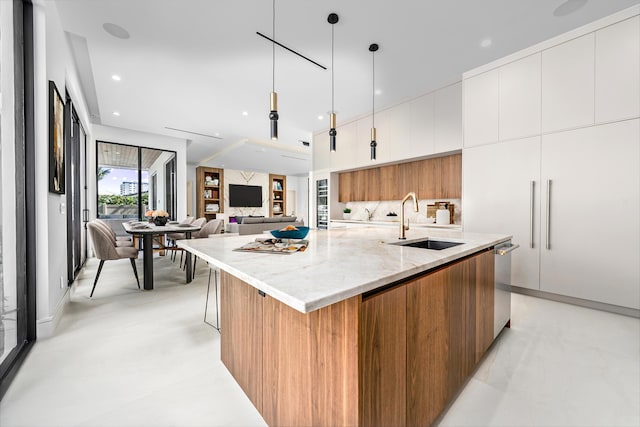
[343,199,461,225]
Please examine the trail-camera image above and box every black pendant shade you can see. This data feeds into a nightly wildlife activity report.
[270,91,278,140]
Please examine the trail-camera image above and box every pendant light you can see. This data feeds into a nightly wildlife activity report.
[269,0,279,140]
[369,43,379,160]
[328,13,339,152]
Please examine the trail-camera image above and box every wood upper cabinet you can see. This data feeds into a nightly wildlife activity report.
[338,171,352,203]
[338,153,461,202]
[379,164,400,201]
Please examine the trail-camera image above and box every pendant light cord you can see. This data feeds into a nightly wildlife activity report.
[372,49,375,128]
[272,0,275,93]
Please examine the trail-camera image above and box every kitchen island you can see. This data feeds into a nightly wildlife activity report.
[179,227,511,426]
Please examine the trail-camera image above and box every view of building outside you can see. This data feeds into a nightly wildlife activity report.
[97,166,149,219]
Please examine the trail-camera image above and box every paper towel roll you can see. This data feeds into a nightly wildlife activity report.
[436,208,450,225]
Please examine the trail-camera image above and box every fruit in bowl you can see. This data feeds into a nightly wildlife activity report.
[269,225,309,240]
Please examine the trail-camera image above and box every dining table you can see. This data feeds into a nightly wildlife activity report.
[122,221,202,290]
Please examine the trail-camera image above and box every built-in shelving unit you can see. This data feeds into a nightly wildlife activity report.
[269,174,286,217]
[196,166,224,220]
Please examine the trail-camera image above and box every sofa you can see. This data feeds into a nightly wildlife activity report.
[235,216,304,236]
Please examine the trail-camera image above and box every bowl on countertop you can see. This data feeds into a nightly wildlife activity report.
[269,226,310,240]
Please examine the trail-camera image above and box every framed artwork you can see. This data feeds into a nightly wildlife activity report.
[49,80,65,194]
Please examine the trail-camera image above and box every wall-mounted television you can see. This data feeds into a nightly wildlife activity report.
[229,184,263,207]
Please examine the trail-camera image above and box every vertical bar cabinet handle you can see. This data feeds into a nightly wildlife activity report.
[530,180,535,249]
[546,179,552,250]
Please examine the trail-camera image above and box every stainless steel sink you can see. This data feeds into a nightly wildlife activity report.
[390,238,464,250]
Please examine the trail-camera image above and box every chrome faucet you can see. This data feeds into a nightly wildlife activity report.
[399,192,419,240]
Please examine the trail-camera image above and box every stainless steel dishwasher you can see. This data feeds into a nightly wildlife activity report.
[494,241,519,338]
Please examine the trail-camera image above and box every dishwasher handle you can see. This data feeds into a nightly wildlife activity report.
[496,243,520,256]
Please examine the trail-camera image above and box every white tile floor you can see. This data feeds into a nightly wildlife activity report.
[0,255,638,427]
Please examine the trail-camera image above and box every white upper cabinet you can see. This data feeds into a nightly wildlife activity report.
[541,33,595,133]
[595,15,640,123]
[463,68,499,147]
[499,54,541,141]
[313,131,330,171]
[409,92,435,157]
[434,82,463,152]
[330,121,357,172]
[375,103,411,163]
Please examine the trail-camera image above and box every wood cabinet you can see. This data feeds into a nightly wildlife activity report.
[221,249,496,427]
[195,166,223,220]
[541,33,595,133]
[269,174,286,216]
[404,250,494,426]
[338,153,461,202]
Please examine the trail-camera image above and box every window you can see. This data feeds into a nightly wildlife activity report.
[96,141,176,220]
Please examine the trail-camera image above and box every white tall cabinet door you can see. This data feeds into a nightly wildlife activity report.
[409,92,435,157]
[540,119,640,309]
[541,33,595,133]
[499,53,541,141]
[434,82,463,153]
[463,137,541,290]
[595,15,640,124]
[463,69,499,147]
[330,121,357,172]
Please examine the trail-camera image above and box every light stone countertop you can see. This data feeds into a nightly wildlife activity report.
[178,227,511,313]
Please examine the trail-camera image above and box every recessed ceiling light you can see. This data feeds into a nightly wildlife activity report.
[375,89,382,95]
[215,132,220,137]
[112,111,120,116]
[318,115,324,120]
[553,0,588,17]
[480,38,492,48]
[112,75,121,81]
[242,111,248,116]
[102,23,130,39]
[115,151,120,155]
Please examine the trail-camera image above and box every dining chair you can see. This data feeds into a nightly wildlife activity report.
[168,217,206,266]
[87,221,140,297]
[94,218,134,247]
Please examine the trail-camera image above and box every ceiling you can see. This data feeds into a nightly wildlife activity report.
[54,0,640,175]
[97,141,167,169]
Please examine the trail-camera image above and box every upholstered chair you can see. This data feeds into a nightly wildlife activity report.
[94,218,134,247]
[87,221,140,297]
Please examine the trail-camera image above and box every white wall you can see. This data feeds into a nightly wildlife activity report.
[186,164,197,217]
[33,1,94,337]
[91,125,188,221]
[222,169,270,218]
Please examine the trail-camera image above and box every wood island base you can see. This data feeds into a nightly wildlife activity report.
[220,248,496,427]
